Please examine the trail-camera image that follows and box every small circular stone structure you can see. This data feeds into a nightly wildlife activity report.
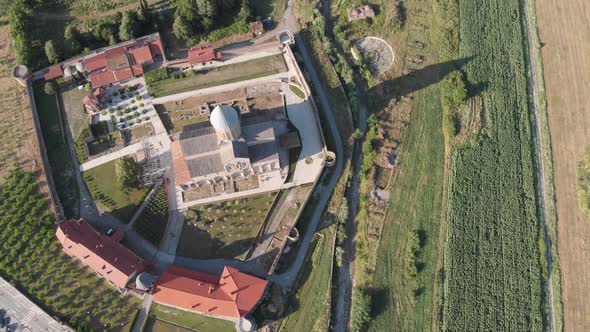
[279,30,294,45]
[325,151,336,167]
[238,317,256,332]
[287,227,299,242]
[354,37,394,76]
[12,64,29,87]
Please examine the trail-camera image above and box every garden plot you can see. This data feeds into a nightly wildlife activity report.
[98,78,165,135]
[354,37,394,76]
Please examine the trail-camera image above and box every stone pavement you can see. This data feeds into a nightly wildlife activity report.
[0,277,72,332]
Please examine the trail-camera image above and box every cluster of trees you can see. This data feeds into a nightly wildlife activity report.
[115,156,140,191]
[350,287,372,332]
[440,70,467,138]
[172,0,252,43]
[360,115,378,175]
[8,0,158,68]
[7,0,35,66]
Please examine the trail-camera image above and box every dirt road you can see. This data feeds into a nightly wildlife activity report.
[520,0,556,329]
[535,0,590,330]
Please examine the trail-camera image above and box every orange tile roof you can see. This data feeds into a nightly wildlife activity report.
[153,266,268,318]
[128,44,153,64]
[171,140,192,185]
[56,219,144,289]
[148,39,164,60]
[43,64,63,81]
[188,45,222,64]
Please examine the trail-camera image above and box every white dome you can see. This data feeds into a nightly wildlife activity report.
[64,66,74,76]
[75,62,85,72]
[210,105,240,141]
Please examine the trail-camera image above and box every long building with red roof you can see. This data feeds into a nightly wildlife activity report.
[82,35,165,88]
[56,219,145,290]
[152,265,268,319]
[188,45,222,65]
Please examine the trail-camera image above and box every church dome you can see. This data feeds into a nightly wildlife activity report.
[210,105,240,141]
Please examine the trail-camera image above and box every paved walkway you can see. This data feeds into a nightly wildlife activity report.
[272,34,344,287]
[0,277,72,332]
[131,294,153,332]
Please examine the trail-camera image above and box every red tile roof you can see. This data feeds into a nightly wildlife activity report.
[44,65,64,81]
[128,44,153,64]
[171,140,192,185]
[148,39,164,60]
[84,40,159,88]
[56,219,144,289]
[188,45,222,65]
[84,54,108,72]
[153,265,268,318]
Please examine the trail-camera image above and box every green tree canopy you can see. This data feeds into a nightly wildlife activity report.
[44,40,60,64]
[173,15,193,40]
[115,156,140,190]
[119,10,140,41]
[43,81,57,95]
[441,70,467,111]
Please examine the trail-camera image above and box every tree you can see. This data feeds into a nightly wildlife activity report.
[44,40,60,64]
[441,70,467,111]
[115,156,139,190]
[119,11,139,41]
[351,287,372,332]
[173,15,193,40]
[237,0,251,22]
[197,0,216,18]
[174,0,199,21]
[44,81,57,95]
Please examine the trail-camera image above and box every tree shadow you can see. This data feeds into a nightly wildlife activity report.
[370,56,475,100]
[369,287,391,318]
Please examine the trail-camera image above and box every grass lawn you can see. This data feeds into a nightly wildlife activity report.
[289,84,306,99]
[148,54,287,97]
[33,83,80,216]
[146,303,234,332]
[278,222,334,331]
[367,87,445,332]
[82,158,149,223]
[176,193,277,259]
[133,184,168,246]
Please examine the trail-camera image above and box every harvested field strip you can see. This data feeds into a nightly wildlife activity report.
[33,83,79,216]
[368,87,444,331]
[444,0,544,330]
[148,54,288,97]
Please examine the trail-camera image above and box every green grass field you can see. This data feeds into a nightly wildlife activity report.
[33,83,79,216]
[367,87,444,331]
[278,223,334,331]
[146,303,234,332]
[443,0,544,330]
[148,55,288,97]
[0,170,140,330]
[82,158,149,223]
[132,183,169,246]
[176,193,276,259]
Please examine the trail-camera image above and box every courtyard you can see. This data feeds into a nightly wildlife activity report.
[176,193,278,260]
[82,157,150,223]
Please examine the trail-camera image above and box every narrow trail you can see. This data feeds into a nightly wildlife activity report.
[520,0,556,330]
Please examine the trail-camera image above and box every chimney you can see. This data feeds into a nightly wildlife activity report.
[208,286,214,294]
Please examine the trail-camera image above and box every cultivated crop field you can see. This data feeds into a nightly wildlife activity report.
[0,170,140,330]
[536,0,590,328]
[444,0,544,330]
